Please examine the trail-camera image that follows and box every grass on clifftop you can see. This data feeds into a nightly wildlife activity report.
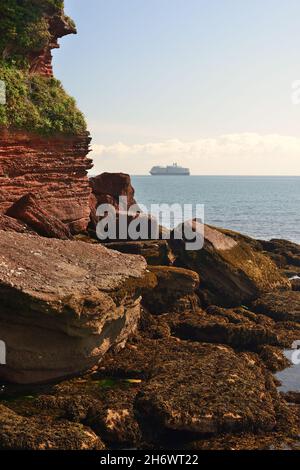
[0,65,87,135]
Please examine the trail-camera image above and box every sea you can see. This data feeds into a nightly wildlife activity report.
[131,175,300,244]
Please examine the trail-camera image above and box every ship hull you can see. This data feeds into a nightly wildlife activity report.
[150,171,190,175]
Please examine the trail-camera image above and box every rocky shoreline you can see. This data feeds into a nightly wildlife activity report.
[1,0,300,451]
[0,196,300,449]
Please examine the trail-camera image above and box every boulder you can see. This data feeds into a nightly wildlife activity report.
[142,266,200,314]
[252,291,300,322]
[6,193,72,239]
[0,404,104,450]
[171,221,290,307]
[0,231,148,384]
[89,172,136,212]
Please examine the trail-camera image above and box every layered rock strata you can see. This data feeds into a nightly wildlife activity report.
[0,130,92,233]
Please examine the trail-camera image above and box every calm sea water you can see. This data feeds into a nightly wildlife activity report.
[131,176,300,244]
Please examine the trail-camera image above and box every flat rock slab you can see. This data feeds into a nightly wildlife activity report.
[102,337,277,436]
[253,291,300,322]
[135,339,277,435]
[0,231,147,383]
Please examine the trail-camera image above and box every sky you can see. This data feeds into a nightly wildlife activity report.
[53,0,300,175]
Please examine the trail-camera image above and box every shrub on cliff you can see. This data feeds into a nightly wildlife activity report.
[0,1,69,64]
[0,0,86,135]
[0,64,86,135]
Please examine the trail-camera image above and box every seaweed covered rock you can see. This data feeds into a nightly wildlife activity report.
[164,308,279,349]
[258,345,290,372]
[0,231,147,384]
[100,337,278,439]
[261,239,300,272]
[0,404,104,450]
[253,291,300,322]
[171,221,290,306]
[142,266,200,314]
[133,340,277,436]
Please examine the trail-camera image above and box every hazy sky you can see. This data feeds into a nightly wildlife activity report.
[53,0,300,175]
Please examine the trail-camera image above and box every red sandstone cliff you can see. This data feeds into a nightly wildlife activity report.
[0,129,93,233]
[29,13,76,78]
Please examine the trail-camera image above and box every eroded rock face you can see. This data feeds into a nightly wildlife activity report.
[29,10,76,78]
[0,214,32,233]
[171,221,290,307]
[0,129,92,233]
[7,193,72,239]
[0,231,147,384]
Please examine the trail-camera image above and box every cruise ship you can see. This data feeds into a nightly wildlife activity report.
[150,163,190,176]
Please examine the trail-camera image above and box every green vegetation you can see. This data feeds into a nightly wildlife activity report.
[0,1,67,65]
[0,0,86,135]
[0,65,87,135]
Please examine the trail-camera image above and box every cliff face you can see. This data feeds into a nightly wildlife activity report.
[28,7,76,77]
[0,129,92,232]
[0,1,92,233]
